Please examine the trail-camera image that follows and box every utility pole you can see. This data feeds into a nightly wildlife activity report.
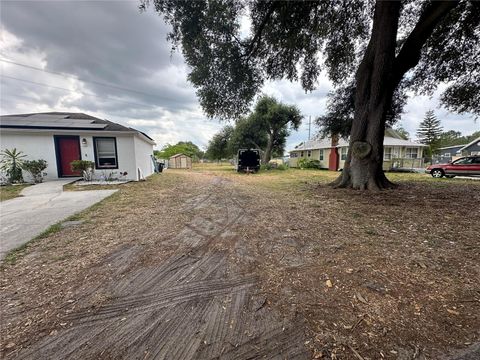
[308,115,311,140]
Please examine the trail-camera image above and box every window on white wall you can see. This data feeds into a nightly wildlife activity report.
[319,149,324,161]
[307,150,312,157]
[406,147,418,159]
[384,147,392,160]
[392,147,400,158]
[94,137,118,169]
[341,147,347,160]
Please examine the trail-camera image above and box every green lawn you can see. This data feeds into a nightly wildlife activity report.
[0,184,30,202]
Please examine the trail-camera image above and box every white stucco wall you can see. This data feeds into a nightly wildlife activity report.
[133,135,155,180]
[79,134,137,181]
[1,129,153,182]
[0,132,59,181]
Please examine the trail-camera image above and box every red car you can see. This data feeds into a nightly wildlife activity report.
[426,156,480,178]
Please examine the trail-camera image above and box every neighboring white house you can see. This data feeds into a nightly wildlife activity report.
[290,129,427,171]
[0,112,156,181]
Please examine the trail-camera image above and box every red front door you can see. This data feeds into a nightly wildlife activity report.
[55,136,81,176]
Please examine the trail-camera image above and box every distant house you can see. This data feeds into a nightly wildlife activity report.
[437,137,480,159]
[0,112,156,181]
[289,129,427,171]
[438,145,465,158]
[168,153,192,169]
[459,137,480,156]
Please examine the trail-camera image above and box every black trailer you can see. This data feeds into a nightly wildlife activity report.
[237,149,261,173]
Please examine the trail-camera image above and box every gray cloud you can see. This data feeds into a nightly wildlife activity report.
[1,0,477,152]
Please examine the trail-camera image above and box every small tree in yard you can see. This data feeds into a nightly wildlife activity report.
[22,160,48,183]
[416,110,443,157]
[142,0,479,190]
[205,125,235,161]
[228,96,302,164]
[0,148,26,184]
[71,160,95,181]
[253,96,302,164]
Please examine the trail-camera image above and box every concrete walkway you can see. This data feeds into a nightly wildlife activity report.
[0,179,117,259]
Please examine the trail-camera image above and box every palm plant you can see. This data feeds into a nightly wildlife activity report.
[0,148,26,183]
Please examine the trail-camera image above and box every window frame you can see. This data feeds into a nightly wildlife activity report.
[406,147,418,159]
[93,136,119,169]
[384,147,392,160]
[307,150,312,158]
[319,149,324,161]
[341,147,347,160]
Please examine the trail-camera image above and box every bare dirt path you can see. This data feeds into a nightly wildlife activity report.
[5,176,309,359]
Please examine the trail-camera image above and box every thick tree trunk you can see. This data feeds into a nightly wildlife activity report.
[332,1,401,190]
[263,134,273,164]
[331,0,456,190]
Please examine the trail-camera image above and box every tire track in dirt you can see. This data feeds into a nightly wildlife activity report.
[12,176,309,359]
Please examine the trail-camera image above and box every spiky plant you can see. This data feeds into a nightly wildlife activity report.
[0,148,26,183]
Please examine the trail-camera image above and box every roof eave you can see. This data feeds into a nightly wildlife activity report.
[459,136,480,151]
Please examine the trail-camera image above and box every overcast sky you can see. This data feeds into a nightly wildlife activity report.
[1,1,478,151]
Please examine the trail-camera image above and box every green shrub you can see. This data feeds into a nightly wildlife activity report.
[22,159,48,183]
[71,160,95,181]
[0,148,26,183]
[298,158,321,169]
[260,163,288,171]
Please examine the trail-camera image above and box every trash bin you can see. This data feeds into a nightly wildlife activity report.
[158,162,164,173]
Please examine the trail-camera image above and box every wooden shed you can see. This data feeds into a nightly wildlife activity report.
[169,153,192,169]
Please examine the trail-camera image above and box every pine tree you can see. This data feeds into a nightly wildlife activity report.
[416,110,443,157]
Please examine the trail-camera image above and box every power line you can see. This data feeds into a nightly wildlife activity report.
[0,57,190,105]
[0,74,155,108]
[1,91,213,125]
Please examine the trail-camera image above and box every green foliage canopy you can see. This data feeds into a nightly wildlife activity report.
[437,130,480,148]
[206,96,301,163]
[205,125,234,160]
[141,0,479,121]
[154,141,204,160]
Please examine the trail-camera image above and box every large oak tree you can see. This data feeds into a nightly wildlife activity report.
[142,0,479,190]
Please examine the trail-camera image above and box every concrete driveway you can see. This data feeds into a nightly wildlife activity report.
[0,179,117,260]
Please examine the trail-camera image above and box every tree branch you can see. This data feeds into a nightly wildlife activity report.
[243,1,277,59]
[392,1,458,86]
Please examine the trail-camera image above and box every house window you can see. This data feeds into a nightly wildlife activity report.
[319,149,324,161]
[444,152,451,157]
[384,147,392,160]
[341,147,347,160]
[406,147,418,159]
[94,137,118,169]
[300,151,304,157]
[307,150,312,158]
[290,152,298,158]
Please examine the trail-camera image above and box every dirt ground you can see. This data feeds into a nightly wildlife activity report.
[1,166,479,359]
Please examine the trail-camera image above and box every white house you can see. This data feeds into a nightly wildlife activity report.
[0,112,156,181]
[290,129,427,171]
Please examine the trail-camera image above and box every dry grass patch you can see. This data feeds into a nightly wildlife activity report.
[1,167,479,359]
[0,184,30,202]
[230,171,480,359]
